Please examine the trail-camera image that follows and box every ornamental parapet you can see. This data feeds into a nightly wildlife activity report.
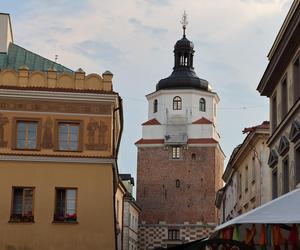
[0,67,113,92]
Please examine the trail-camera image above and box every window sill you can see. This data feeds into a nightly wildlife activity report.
[54,149,83,153]
[8,220,35,223]
[52,221,78,224]
[12,148,40,151]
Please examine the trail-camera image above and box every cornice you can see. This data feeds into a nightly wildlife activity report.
[0,88,119,103]
[0,155,115,164]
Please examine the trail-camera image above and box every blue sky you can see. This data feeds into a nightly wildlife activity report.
[1,0,293,188]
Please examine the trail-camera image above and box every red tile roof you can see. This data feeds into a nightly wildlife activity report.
[242,121,270,134]
[192,117,213,125]
[187,138,218,144]
[142,118,161,126]
[135,139,164,145]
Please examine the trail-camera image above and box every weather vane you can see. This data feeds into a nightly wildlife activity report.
[180,11,188,37]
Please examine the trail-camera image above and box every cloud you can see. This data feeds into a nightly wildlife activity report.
[75,39,122,62]
[129,18,168,36]
[143,0,170,6]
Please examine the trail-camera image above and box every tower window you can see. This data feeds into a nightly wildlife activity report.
[199,98,206,112]
[153,99,158,113]
[168,229,180,240]
[173,96,182,110]
[172,146,181,159]
[191,153,196,160]
[176,179,180,188]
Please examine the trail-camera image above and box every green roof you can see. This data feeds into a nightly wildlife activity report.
[0,43,73,73]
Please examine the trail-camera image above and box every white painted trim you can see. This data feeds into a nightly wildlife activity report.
[146,88,219,101]
[0,155,115,164]
[0,89,118,103]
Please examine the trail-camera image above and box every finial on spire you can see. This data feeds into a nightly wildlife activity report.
[180,11,188,37]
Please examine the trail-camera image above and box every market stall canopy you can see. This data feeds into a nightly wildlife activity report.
[216,188,300,231]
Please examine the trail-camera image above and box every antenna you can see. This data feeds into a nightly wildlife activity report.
[180,11,188,37]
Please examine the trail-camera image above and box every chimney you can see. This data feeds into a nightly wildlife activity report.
[0,13,13,53]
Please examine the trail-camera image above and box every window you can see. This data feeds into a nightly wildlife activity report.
[272,169,278,199]
[295,146,300,186]
[252,157,256,183]
[173,96,182,110]
[272,94,277,132]
[214,103,217,117]
[245,166,248,191]
[54,188,77,222]
[153,99,158,113]
[293,56,300,103]
[281,78,288,118]
[176,179,180,188]
[199,98,206,112]
[172,146,181,159]
[191,153,196,160]
[238,173,242,198]
[16,121,38,149]
[282,158,289,194]
[58,122,81,151]
[10,187,34,222]
[168,229,180,240]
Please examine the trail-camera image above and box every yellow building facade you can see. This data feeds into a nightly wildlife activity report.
[0,67,123,250]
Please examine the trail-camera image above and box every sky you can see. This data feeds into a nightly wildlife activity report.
[1,0,293,186]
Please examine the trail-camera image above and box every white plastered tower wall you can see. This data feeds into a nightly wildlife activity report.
[143,88,220,141]
[0,13,13,53]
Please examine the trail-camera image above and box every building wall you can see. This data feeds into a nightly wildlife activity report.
[116,184,125,250]
[0,161,116,250]
[137,145,222,225]
[138,223,215,250]
[224,174,237,222]
[269,46,300,133]
[147,89,218,126]
[234,136,271,215]
[0,68,122,250]
[0,14,13,53]
[268,46,300,198]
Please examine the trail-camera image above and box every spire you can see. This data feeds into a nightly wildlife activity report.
[180,11,188,38]
[155,12,209,92]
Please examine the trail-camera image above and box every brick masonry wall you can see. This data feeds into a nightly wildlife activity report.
[138,222,215,250]
[136,145,224,225]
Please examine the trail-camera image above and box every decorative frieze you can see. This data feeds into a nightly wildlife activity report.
[42,117,53,149]
[0,99,112,115]
[86,119,109,150]
[0,113,8,147]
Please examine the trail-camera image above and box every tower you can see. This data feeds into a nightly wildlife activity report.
[136,13,224,249]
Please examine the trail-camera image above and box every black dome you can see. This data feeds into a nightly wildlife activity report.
[156,35,209,92]
[174,37,194,50]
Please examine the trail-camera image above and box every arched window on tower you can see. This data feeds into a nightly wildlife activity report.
[199,98,206,112]
[173,96,182,110]
[154,99,158,113]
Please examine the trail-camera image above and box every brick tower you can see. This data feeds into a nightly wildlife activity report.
[136,14,224,249]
